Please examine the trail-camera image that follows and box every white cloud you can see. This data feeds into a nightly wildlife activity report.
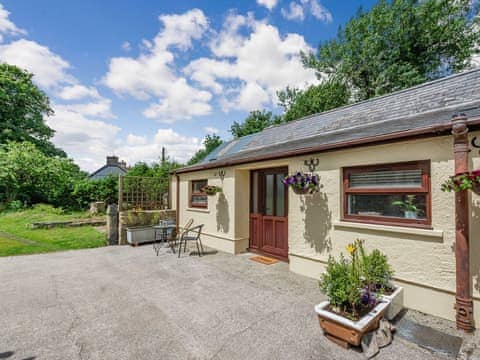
[116,129,202,166]
[103,9,212,122]
[0,4,26,43]
[309,0,333,22]
[281,2,305,21]
[126,134,147,146]
[281,0,332,23]
[63,99,115,119]
[256,0,278,10]
[185,13,318,112]
[121,41,131,52]
[0,39,75,89]
[57,84,100,100]
[204,126,219,134]
[47,105,121,172]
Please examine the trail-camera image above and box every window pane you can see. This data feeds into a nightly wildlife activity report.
[265,174,274,216]
[252,172,259,213]
[349,169,422,189]
[191,195,207,206]
[348,194,426,219]
[275,173,285,217]
[192,180,207,193]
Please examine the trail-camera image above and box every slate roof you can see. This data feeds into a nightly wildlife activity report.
[89,164,127,180]
[179,68,480,173]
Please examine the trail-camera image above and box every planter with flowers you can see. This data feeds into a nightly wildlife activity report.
[441,170,480,195]
[282,172,320,194]
[315,240,400,348]
[201,185,222,196]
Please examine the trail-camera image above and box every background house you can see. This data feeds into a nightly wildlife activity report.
[171,68,480,327]
[89,156,128,180]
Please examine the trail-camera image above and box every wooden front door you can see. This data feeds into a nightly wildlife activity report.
[249,167,288,261]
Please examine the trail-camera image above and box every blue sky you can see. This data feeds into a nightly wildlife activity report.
[0,0,376,171]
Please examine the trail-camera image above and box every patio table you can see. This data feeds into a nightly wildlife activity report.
[152,222,176,256]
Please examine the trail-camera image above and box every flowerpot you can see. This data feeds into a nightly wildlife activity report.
[472,182,480,195]
[293,187,309,195]
[126,226,154,246]
[314,300,389,348]
[378,286,404,321]
[404,211,417,219]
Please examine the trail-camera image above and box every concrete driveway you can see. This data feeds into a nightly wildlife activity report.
[0,245,443,360]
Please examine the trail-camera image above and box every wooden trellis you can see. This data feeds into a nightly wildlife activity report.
[118,175,168,211]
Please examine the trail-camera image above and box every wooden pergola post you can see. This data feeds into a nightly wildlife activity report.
[451,113,474,332]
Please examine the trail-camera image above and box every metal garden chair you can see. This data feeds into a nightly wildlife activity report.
[177,224,204,258]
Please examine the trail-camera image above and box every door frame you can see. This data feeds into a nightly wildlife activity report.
[248,167,289,261]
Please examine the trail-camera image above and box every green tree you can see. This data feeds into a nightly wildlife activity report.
[278,80,350,122]
[230,110,283,138]
[72,176,119,209]
[302,0,479,101]
[0,63,66,157]
[187,134,223,165]
[0,142,84,207]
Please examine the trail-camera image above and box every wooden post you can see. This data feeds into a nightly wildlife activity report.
[451,114,474,332]
[118,175,123,212]
[106,204,119,245]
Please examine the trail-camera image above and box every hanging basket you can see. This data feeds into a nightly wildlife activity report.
[472,182,480,195]
[292,187,310,195]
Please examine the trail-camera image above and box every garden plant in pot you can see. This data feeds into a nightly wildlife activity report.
[391,195,420,219]
[316,240,400,348]
[201,185,222,196]
[282,172,320,194]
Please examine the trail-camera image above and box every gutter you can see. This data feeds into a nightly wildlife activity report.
[174,117,480,174]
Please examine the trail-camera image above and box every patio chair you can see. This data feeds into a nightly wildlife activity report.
[177,224,204,258]
[168,218,193,252]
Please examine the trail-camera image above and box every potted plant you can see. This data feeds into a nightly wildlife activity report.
[392,195,420,219]
[358,242,403,320]
[441,170,480,195]
[282,172,320,194]
[316,240,402,348]
[201,185,222,196]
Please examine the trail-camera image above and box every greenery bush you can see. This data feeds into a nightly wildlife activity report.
[72,176,118,209]
[319,239,394,319]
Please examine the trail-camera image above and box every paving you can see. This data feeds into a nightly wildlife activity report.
[0,245,475,360]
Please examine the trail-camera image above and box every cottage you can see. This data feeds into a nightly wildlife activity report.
[171,68,480,329]
[89,156,127,180]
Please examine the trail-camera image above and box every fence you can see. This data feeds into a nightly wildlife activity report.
[118,175,168,211]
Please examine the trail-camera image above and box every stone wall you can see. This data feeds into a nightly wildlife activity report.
[118,209,176,245]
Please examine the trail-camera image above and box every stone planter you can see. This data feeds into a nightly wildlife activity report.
[315,300,389,348]
[377,286,404,321]
[126,226,154,246]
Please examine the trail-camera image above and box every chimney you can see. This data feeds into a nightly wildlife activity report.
[106,156,119,166]
[119,160,127,169]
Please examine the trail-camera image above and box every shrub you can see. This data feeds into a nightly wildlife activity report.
[362,249,394,291]
[72,176,118,209]
[320,254,362,313]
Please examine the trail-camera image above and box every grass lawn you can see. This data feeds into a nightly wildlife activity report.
[0,205,106,257]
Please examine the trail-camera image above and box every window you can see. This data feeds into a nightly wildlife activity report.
[190,180,208,208]
[343,161,431,227]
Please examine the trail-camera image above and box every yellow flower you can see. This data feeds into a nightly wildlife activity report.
[346,243,356,255]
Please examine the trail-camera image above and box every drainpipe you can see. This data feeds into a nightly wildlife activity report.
[451,113,474,332]
[175,173,180,234]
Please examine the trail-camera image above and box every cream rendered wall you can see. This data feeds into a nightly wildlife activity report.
[176,168,249,254]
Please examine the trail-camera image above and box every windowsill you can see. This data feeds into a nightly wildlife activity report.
[333,220,443,238]
[186,207,210,213]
